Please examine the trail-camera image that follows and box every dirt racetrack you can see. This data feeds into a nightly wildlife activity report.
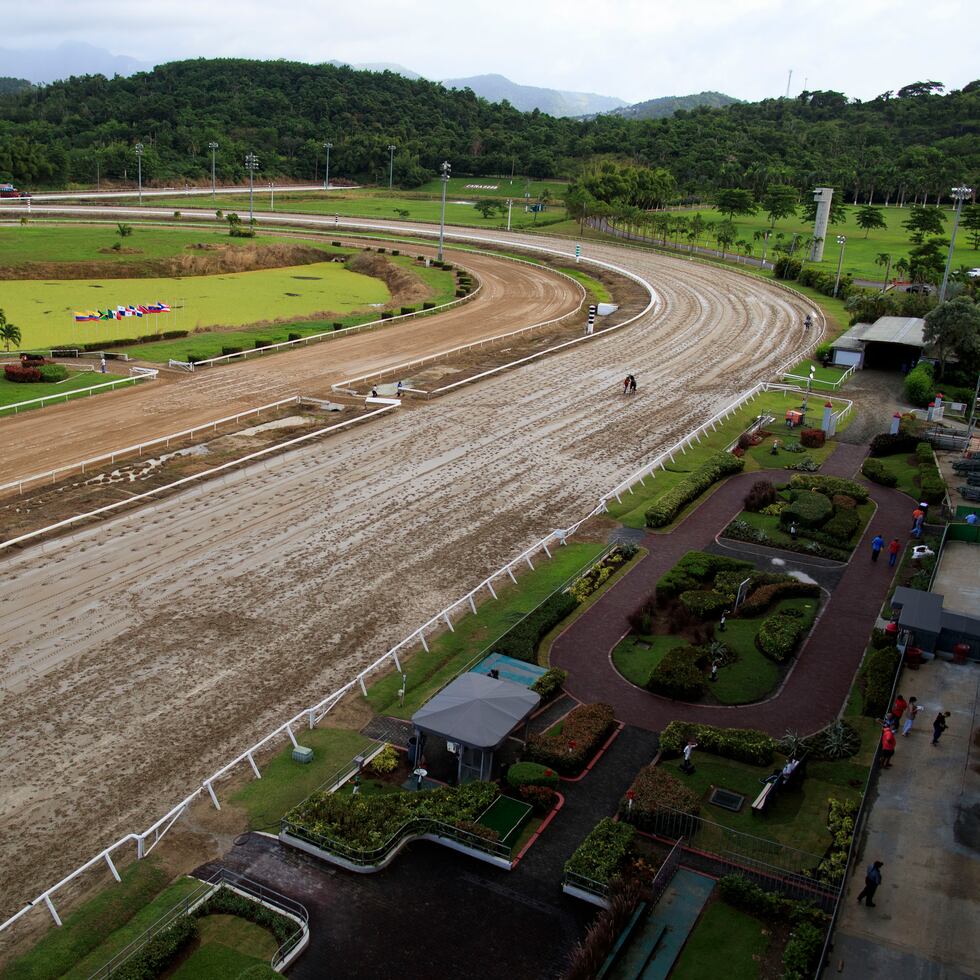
[0,244,583,487]
[0,217,817,923]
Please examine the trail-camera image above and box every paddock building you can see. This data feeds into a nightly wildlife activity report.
[830,316,928,371]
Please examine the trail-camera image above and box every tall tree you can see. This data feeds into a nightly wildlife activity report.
[0,309,22,352]
[902,205,946,244]
[761,184,797,228]
[875,252,893,291]
[715,189,757,220]
[856,205,887,238]
[962,205,980,250]
[923,297,980,377]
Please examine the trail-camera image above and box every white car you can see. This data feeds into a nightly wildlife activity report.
[967,268,980,278]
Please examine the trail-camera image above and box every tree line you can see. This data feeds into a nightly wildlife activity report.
[0,59,977,203]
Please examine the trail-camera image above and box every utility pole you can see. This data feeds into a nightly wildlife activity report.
[785,69,793,98]
[387,144,396,190]
[208,141,218,201]
[323,141,332,191]
[939,185,973,302]
[833,235,847,297]
[245,152,259,222]
[437,161,451,263]
[135,143,144,205]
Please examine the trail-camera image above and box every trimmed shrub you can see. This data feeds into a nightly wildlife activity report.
[381,311,394,319]
[743,479,776,512]
[253,338,272,349]
[532,667,567,701]
[781,491,833,529]
[422,301,436,310]
[569,545,636,603]
[904,362,934,407]
[659,721,776,765]
[756,608,809,663]
[506,762,559,790]
[915,441,933,463]
[739,580,820,616]
[494,591,578,663]
[918,476,946,505]
[400,306,415,315]
[4,365,41,383]
[800,427,825,449]
[527,702,615,774]
[333,321,344,330]
[820,507,861,543]
[678,589,730,619]
[782,921,825,980]
[644,453,744,528]
[563,818,635,884]
[38,363,68,382]
[773,256,802,280]
[832,494,856,509]
[789,474,868,502]
[194,886,297,945]
[370,744,399,774]
[656,551,752,600]
[861,458,897,486]
[619,764,700,833]
[287,332,302,341]
[869,432,919,457]
[646,645,707,700]
[860,644,901,717]
[221,345,243,356]
[111,916,198,980]
[519,784,557,813]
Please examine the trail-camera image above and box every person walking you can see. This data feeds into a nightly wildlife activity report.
[99,354,107,374]
[932,710,951,746]
[622,376,630,396]
[880,725,897,768]
[681,740,698,774]
[629,375,637,395]
[857,861,884,906]
[790,521,798,541]
[911,506,924,532]
[871,534,884,562]
[902,697,920,737]
[710,661,719,683]
[888,538,901,567]
[891,694,908,727]
[718,611,727,632]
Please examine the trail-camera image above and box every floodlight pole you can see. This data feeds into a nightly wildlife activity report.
[437,161,451,263]
[208,141,218,201]
[833,235,847,297]
[388,144,396,189]
[323,141,332,190]
[939,186,973,302]
[135,143,144,206]
[245,152,259,222]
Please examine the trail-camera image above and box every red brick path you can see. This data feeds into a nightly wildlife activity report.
[553,444,915,735]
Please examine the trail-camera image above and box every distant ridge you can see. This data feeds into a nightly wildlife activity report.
[441,73,626,117]
[607,90,741,119]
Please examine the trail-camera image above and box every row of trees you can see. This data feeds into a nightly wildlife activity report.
[0,59,977,198]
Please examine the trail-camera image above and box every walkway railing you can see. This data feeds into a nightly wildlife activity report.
[562,869,612,901]
[0,375,145,416]
[649,837,685,908]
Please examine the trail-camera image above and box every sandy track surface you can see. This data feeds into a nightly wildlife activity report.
[0,226,814,919]
[0,247,581,486]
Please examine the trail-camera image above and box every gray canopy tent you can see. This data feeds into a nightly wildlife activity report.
[410,673,541,784]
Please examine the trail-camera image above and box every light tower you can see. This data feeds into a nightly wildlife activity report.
[135,143,144,205]
[245,152,259,222]
[208,141,218,201]
[323,141,332,190]
[437,161,451,263]
[810,187,834,262]
[939,186,973,302]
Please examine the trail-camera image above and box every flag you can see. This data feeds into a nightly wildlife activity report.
[74,311,98,322]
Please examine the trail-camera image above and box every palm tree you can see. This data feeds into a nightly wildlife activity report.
[875,252,893,293]
[0,309,22,352]
[895,257,911,281]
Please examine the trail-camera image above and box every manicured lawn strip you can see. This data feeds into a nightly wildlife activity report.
[733,499,875,554]
[872,452,922,497]
[0,371,138,411]
[168,939,278,979]
[659,754,862,856]
[670,899,769,980]
[230,727,374,828]
[556,266,611,303]
[742,434,835,472]
[195,913,278,960]
[611,634,684,686]
[783,361,849,387]
[366,543,605,719]
[336,778,403,799]
[604,390,809,529]
[478,796,532,843]
[4,861,196,980]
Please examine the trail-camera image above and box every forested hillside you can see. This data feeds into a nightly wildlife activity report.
[0,59,977,207]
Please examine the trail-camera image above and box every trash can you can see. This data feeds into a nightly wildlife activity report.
[953,643,970,665]
[407,736,418,767]
[905,646,923,669]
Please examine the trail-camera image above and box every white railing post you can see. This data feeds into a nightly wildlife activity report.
[246,752,261,779]
[468,595,477,614]
[103,851,121,883]
[358,675,368,696]
[391,651,402,673]
[486,580,497,599]
[204,780,220,811]
[417,631,429,652]
[43,894,62,928]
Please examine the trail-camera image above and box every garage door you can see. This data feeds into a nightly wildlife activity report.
[833,349,862,367]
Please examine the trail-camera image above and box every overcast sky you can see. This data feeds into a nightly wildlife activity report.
[4,0,977,103]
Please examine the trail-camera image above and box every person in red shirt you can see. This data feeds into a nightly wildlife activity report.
[888,538,901,567]
[880,726,897,768]
[892,694,908,724]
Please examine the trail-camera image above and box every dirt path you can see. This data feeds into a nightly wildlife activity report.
[0,224,815,921]
[0,245,581,487]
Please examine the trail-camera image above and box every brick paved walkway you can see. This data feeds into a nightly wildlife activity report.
[553,443,916,736]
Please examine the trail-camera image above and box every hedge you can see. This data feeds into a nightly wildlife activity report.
[718,875,827,926]
[739,580,820,617]
[788,474,868,502]
[869,432,919,457]
[527,702,615,774]
[655,551,752,600]
[860,644,901,717]
[3,365,42,382]
[861,458,897,487]
[678,589,731,619]
[904,362,934,406]
[38,363,68,382]
[781,491,832,529]
[195,887,296,946]
[724,519,851,562]
[564,818,635,885]
[646,645,707,699]
[619,764,700,833]
[531,667,567,701]
[493,590,578,663]
[800,428,825,449]
[506,761,559,790]
[110,915,198,980]
[644,452,744,528]
[756,608,809,663]
[819,507,861,544]
[659,721,775,765]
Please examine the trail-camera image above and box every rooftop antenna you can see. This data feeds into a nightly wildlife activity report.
[785,69,793,98]
[803,76,808,92]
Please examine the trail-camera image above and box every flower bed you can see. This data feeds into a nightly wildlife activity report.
[564,818,636,886]
[655,551,753,600]
[659,721,776,765]
[531,666,567,701]
[755,607,810,663]
[618,764,701,833]
[568,544,637,602]
[526,702,615,774]
[811,797,859,884]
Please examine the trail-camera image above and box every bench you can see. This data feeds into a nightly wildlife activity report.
[752,756,808,813]
[751,778,779,813]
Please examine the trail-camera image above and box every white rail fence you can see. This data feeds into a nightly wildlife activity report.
[0,395,306,497]
[0,375,147,416]
[782,363,856,390]
[0,214,835,938]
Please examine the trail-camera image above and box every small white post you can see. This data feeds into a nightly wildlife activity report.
[443,613,455,632]
[614,492,623,503]
[103,851,122,882]
[468,595,477,614]
[137,835,145,859]
[44,894,62,928]
[418,631,429,652]
[308,709,317,730]
[525,555,535,570]
[542,543,551,558]
[358,674,368,696]
[286,725,299,748]
[486,580,497,599]
[392,651,402,673]
[204,780,221,811]
[507,566,518,584]
[246,751,261,779]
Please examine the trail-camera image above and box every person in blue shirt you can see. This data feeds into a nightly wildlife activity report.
[870,534,884,562]
[857,861,883,906]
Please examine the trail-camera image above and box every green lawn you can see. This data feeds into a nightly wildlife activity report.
[742,432,836,472]
[783,360,849,387]
[670,899,770,980]
[872,452,923,498]
[659,753,863,856]
[612,634,685,686]
[229,727,375,829]
[2,860,197,980]
[556,266,610,303]
[659,203,978,284]
[604,389,817,530]
[733,498,875,556]
[169,926,278,980]
[366,542,605,718]
[0,370,138,412]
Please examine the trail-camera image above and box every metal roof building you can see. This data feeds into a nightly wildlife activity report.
[831,316,928,370]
